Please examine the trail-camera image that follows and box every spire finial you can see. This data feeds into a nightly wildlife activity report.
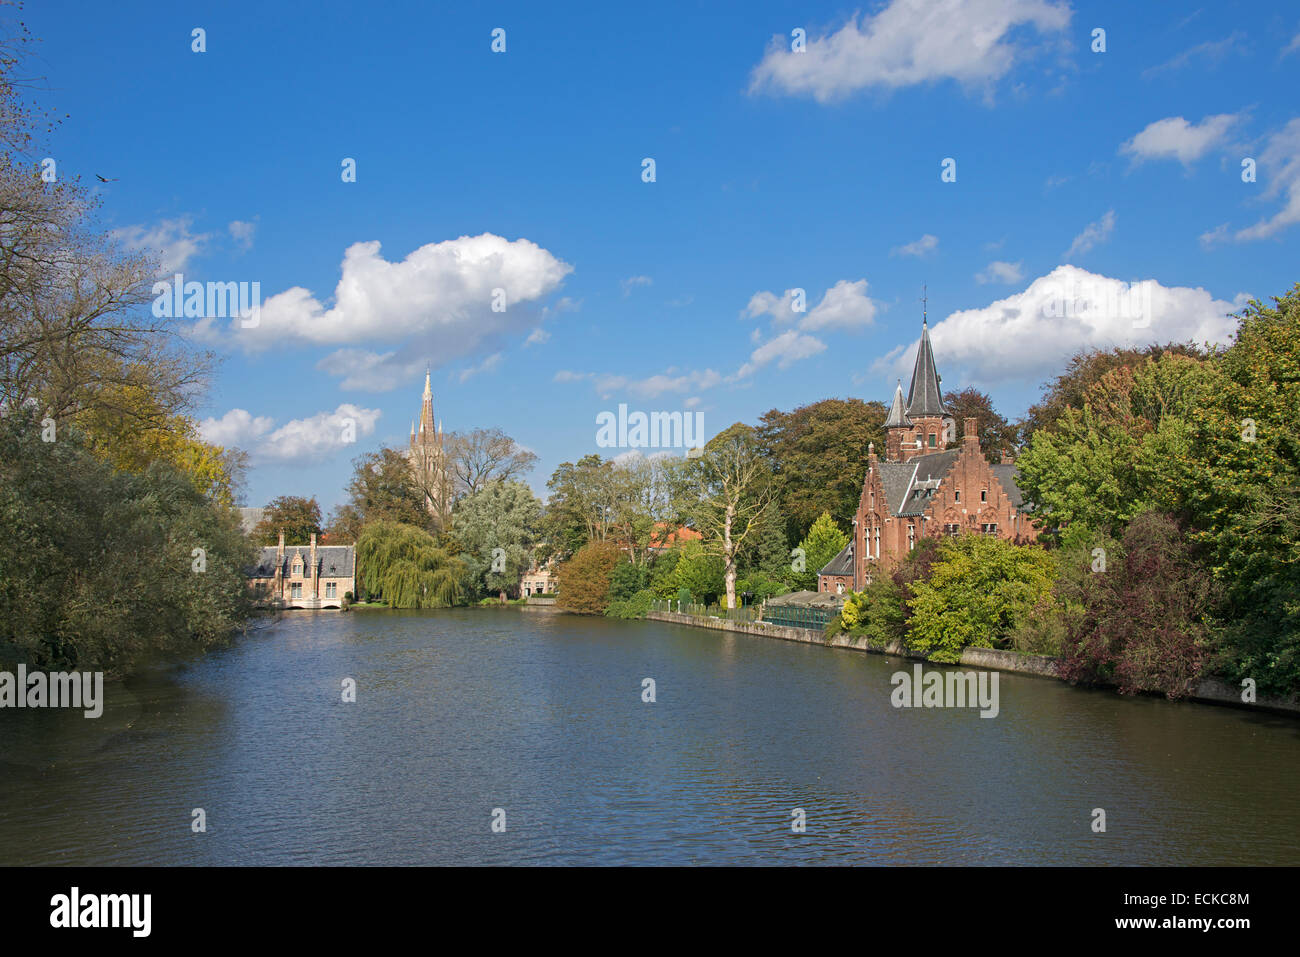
[921,283,927,326]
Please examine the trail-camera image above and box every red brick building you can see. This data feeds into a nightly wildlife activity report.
[818,321,1038,594]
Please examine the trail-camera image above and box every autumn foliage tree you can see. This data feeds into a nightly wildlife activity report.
[555,540,623,615]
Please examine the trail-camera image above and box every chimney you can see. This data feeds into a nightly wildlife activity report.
[963,417,979,445]
[275,529,285,598]
[310,533,319,599]
[867,440,877,468]
[1000,449,1014,465]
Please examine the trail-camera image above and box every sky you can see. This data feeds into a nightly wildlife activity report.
[25,0,1300,512]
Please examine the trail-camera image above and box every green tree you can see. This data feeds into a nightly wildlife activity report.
[451,479,543,600]
[252,495,323,545]
[671,539,725,605]
[907,536,1058,663]
[755,397,887,540]
[356,521,465,608]
[793,512,849,591]
[344,447,430,532]
[941,387,1019,461]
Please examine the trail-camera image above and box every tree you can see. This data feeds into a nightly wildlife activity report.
[906,536,1058,663]
[356,521,465,608]
[941,387,1019,461]
[323,502,364,545]
[793,511,849,591]
[686,424,777,609]
[252,495,322,545]
[451,479,543,599]
[544,454,617,555]
[670,539,726,604]
[343,447,430,532]
[755,397,887,541]
[1059,511,1219,699]
[555,540,623,614]
[447,427,538,498]
[0,408,252,676]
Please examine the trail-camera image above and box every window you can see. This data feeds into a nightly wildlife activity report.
[928,433,937,447]
[326,582,337,598]
[874,527,881,560]
[907,524,916,551]
[980,489,987,503]
[954,490,960,503]
[291,583,302,598]
[836,582,845,595]
[292,562,302,578]
[981,523,999,536]
[944,523,961,537]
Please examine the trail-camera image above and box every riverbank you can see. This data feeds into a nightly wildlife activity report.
[645,610,1300,717]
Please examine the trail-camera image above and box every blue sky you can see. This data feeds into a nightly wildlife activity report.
[28,0,1300,512]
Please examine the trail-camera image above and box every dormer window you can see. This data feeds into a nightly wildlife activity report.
[292,561,302,577]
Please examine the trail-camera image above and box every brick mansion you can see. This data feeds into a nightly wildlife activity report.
[818,320,1038,594]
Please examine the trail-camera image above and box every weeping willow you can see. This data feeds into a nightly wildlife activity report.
[357,522,466,608]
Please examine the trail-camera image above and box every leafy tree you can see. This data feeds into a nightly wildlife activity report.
[252,495,323,545]
[323,502,364,544]
[830,576,906,647]
[793,511,849,591]
[907,535,1058,663]
[755,397,887,540]
[686,424,776,608]
[343,447,430,532]
[670,539,725,604]
[451,479,543,599]
[0,409,252,676]
[544,454,616,555]
[447,427,539,497]
[941,387,1019,461]
[356,521,465,608]
[609,558,650,602]
[555,540,623,614]
[1059,511,1219,699]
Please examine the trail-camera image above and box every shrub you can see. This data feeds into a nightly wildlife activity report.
[555,541,623,614]
[609,559,650,602]
[907,536,1058,663]
[605,588,655,620]
[1059,511,1219,699]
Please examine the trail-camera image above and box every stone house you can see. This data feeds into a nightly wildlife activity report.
[248,530,356,609]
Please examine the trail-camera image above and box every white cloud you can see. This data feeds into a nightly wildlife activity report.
[976,260,1024,284]
[228,219,257,251]
[891,233,939,258]
[620,275,653,297]
[1063,209,1116,260]
[1120,114,1240,166]
[1142,34,1245,78]
[871,265,1243,388]
[524,327,550,346]
[744,279,879,331]
[735,329,827,379]
[749,0,1071,103]
[1233,118,1300,241]
[199,404,380,464]
[112,216,209,274]
[458,352,503,383]
[198,234,572,383]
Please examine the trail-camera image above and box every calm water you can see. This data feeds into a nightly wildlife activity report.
[1,607,1297,865]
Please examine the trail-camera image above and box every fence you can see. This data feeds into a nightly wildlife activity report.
[650,599,760,622]
[755,604,835,631]
[650,598,831,630]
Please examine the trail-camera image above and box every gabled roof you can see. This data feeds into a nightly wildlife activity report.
[818,542,854,577]
[991,464,1029,509]
[884,380,911,428]
[905,322,946,418]
[895,449,962,516]
[249,545,356,579]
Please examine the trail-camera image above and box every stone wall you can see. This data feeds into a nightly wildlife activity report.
[644,611,1299,716]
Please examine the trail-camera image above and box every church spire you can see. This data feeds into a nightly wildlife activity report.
[905,317,946,418]
[419,368,435,435]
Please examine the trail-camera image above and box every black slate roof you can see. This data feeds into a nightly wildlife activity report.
[818,542,854,577]
[905,323,946,418]
[991,464,1029,509]
[884,380,911,428]
[249,545,356,578]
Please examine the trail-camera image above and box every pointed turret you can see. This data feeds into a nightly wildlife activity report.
[884,379,911,428]
[419,368,435,435]
[905,321,946,418]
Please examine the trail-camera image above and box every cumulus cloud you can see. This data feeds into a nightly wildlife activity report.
[744,279,879,331]
[112,216,209,274]
[976,260,1024,284]
[891,233,939,258]
[748,0,1071,102]
[199,404,380,464]
[196,233,572,388]
[870,265,1244,388]
[1120,114,1240,166]
[1063,209,1116,260]
[735,329,826,379]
